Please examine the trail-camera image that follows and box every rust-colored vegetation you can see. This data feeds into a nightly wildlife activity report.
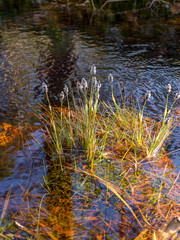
[0,122,20,147]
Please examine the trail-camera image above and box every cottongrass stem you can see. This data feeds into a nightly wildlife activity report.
[42,82,48,93]
[108,73,113,83]
[90,64,96,75]
[166,84,172,94]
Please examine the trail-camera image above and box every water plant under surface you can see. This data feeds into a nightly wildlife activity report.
[2,66,180,239]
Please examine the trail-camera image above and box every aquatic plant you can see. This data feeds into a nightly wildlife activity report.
[145,85,180,159]
[13,66,178,239]
[90,64,96,75]
[108,73,113,83]
[59,91,64,101]
[38,67,180,168]
[37,68,108,170]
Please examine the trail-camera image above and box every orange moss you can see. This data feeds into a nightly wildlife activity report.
[156,155,174,169]
[0,122,19,147]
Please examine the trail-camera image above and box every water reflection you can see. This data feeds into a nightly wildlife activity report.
[0,1,179,236]
[0,23,51,119]
[0,129,46,215]
[36,29,77,104]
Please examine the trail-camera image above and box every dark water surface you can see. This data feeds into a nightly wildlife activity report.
[0,0,179,238]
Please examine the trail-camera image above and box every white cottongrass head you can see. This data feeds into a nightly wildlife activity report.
[63,85,69,95]
[174,92,180,101]
[108,73,113,83]
[81,78,88,89]
[95,81,101,92]
[166,84,171,94]
[93,77,97,87]
[90,64,96,75]
[77,82,83,91]
[42,82,48,93]
[145,90,151,100]
[59,91,64,101]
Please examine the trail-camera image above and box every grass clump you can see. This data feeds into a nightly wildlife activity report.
[27,67,180,239]
[39,72,178,169]
[38,69,111,170]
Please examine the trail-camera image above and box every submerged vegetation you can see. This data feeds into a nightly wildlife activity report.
[0,123,20,147]
[7,66,179,239]
[0,65,180,239]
